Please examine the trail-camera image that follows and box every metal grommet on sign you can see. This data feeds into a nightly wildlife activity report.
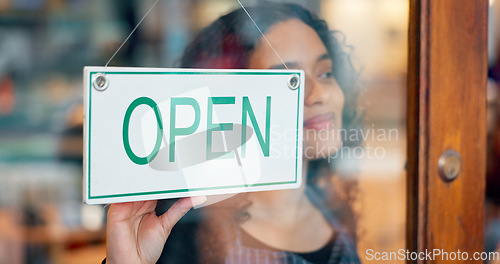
[437,149,461,182]
[288,74,300,90]
[93,73,109,91]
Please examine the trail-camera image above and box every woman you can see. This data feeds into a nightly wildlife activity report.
[105,2,361,264]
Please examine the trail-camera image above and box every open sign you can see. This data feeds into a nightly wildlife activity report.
[122,95,271,165]
[84,67,304,204]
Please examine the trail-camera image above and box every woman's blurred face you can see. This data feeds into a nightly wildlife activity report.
[248,19,345,160]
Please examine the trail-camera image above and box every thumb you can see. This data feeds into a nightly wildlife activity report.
[159,196,207,236]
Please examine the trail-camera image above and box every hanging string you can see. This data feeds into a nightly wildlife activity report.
[105,0,160,67]
[235,0,289,70]
[105,0,288,70]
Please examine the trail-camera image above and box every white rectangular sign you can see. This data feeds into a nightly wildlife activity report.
[84,67,304,204]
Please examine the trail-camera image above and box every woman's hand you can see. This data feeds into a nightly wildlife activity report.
[105,197,207,264]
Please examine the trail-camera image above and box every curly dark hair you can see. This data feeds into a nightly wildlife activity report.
[176,2,362,263]
[180,3,360,139]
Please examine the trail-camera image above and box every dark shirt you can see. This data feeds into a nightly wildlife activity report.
[157,187,361,264]
[239,227,338,264]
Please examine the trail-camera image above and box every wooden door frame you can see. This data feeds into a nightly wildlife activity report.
[407,0,488,263]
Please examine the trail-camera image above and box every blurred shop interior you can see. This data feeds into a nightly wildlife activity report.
[0,0,495,263]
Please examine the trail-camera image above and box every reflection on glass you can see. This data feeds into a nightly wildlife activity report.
[154,2,406,263]
[0,1,408,263]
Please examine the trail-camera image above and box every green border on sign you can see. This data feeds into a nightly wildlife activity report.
[88,70,302,200]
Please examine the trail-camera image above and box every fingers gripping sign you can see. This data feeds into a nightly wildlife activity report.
[105,196,207,264]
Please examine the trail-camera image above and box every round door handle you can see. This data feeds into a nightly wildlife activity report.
[438,149,461,182]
